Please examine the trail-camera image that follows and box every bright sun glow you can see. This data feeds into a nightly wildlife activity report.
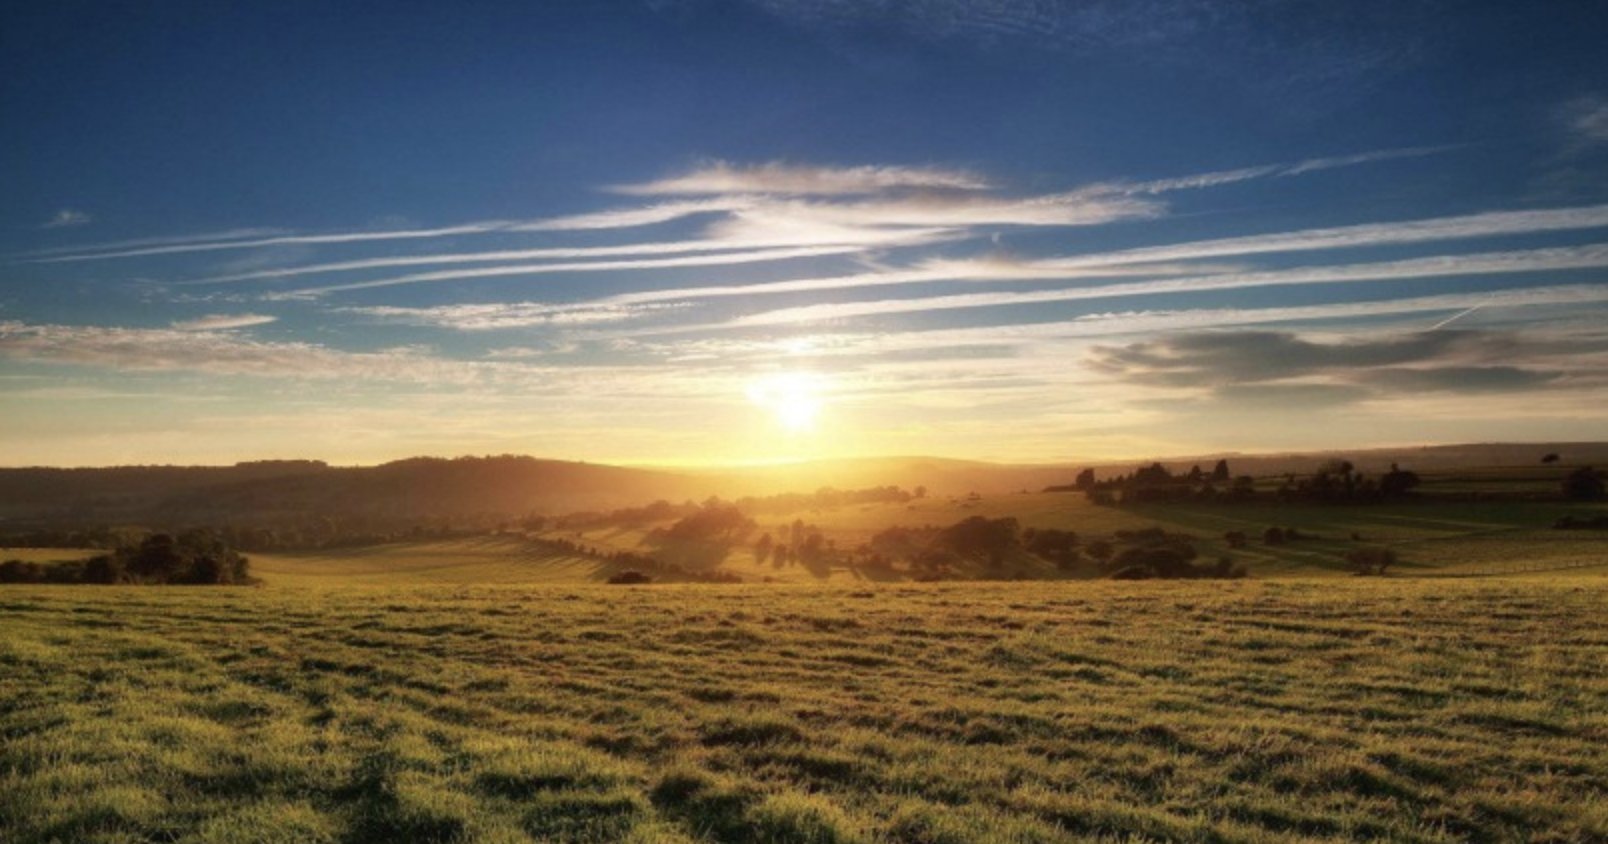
[746,371,825,433]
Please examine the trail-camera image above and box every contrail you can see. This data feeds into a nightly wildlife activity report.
[1429,303,1485,330]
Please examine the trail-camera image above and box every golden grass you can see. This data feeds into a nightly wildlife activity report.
[2,577,1605,842]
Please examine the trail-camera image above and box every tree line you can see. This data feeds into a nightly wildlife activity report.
[0,531,251,585]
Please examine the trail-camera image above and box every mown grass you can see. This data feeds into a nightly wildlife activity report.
[3,578,1605,842]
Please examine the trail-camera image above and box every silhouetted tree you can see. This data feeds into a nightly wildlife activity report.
[1541,453,1560,464]
[940,516,1019,567]
[1563,466,1605,501]
[1379,463,1421,498]
[1211,459,1231,483]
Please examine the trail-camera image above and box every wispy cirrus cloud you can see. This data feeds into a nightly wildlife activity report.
[612,284,1608,362]
[698,244,1608,329]
[508,198,754,231]
[1107,146,1449,194]
[21,221,517,264]
[272,244,877,298]
[610,161,991,195]
[18,227,287,259]
[0,320,461,382]
[344,302,684,330]
[42,209,92,229]
[567,204,1608,310]
[1563,95,1608,146]
[20,151,1429,276]
[186,228,955,287]
[170,313,278,331]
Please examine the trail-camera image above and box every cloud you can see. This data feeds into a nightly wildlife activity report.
[275,244,874,297]
[706,244,1608,329]
[575,204,1608,311]
[170,313,279,331]
[616,284,1608,362]
[344,302,682,330]
[1564,95,1608,146]
[1107,146,1446,195]
[0,320,465,382]
[18,228,286,259]
[187,227,953,287]
[611,162,991,195]
[23,151,1444,279]
[1209,382,1373,408]
[23,221,516,263]
[1084,327,1604,405]
[1365,366,1561,393]
[1087,330,1500,387]
[42,209,92,228]
[509,198,753,230]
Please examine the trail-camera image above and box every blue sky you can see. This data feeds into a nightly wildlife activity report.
[3,1,1608,465]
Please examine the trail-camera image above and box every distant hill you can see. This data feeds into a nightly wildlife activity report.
[689,443,1608,496]
[2,443,1603,529]
[1066,442,1608,484]
[0,456,704,528]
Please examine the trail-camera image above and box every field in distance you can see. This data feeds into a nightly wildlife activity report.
[252,485,1608,586]
[2,577,1604,842]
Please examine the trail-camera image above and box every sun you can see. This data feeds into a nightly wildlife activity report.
[746,372,825,434]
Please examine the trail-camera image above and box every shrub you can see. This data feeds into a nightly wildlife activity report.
[0,559,42,583]
[1562,466,1605,501]
[607,570,653,585]
[1553,515,1608,530]
[1346,547,1397,576]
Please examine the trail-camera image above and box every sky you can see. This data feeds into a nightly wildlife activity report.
[3,0,1608,467]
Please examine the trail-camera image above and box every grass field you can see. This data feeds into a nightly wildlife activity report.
[244,492,1608,586]
[0,548,105,564]
[3,577,1605,843]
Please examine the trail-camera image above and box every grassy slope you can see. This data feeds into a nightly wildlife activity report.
[249,538,620,587]
[2,579,1605,842]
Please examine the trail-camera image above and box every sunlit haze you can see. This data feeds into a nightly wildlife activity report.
[4,2,1608,467]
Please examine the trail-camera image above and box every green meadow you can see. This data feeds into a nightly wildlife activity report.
[3,576,1606,843]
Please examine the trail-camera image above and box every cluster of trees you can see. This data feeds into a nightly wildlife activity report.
[0,531,251,585]
[553,486,918,531]
[738,485,916,515]
[652,503,756,542]
[860,516,1028,579]
[1104,527,1246,580]
[752,520,835,567]
[6,516,501,555]
[1067,458,1424,506]
[854,518,1244,581]
[1063,460,1253,505]
[526,535,742,584]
